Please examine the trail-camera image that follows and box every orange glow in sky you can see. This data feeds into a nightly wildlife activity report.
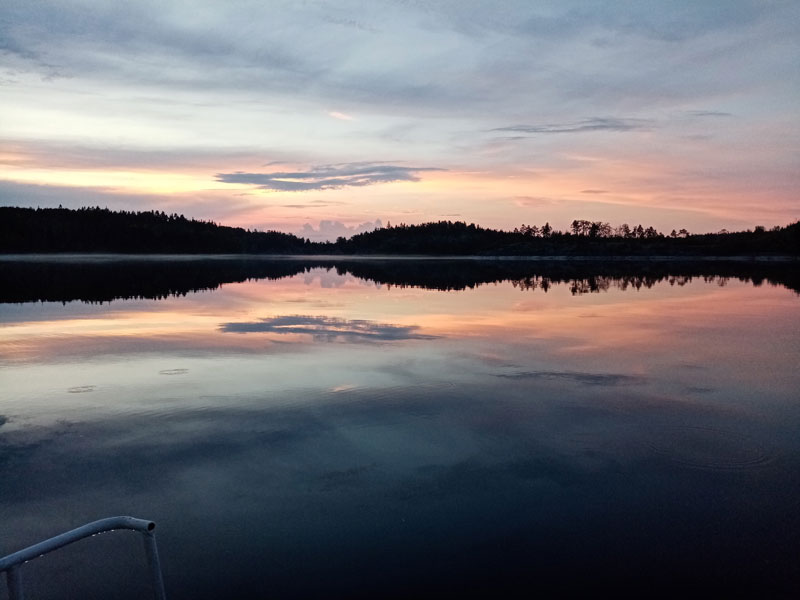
[1,2,797,239]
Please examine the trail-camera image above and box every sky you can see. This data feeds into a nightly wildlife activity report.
[1,1,798,241]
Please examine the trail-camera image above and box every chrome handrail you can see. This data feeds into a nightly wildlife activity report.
[0,516,166,600]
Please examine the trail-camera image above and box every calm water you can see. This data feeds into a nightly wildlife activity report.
[1,257,799,598]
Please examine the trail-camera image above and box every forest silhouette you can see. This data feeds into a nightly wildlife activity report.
[2,206,798,256]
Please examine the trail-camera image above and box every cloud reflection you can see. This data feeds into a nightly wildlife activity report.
[220,315,437,342]
[496,370,645,386]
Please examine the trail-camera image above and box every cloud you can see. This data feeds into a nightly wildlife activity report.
[683,110,734,118]
[0,180,158,210]
[0,180,255,225]
[2,1,798,232]
[216,163,444,191]
[2,1,794,122]
[513,196,560,207]
[220,315,437,342]
[280,200,347,209]
[299,219,382,242]
[0,139,260,170]
[493,117,653,135]
[328,111,355,121]
[581,189,609,194]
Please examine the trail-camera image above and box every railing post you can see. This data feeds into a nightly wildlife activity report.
[7,565,24,600]
[0,516,165,600]
[143,532,167,600]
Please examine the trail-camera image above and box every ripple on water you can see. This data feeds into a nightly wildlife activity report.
[67,385,95,393]
[159,369,189,376]
[645,426,773,472]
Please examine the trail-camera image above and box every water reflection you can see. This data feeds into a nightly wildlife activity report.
[220,315,437,341]
[495,370,645,386]
[1,255,798,303]
[0,259,798,598]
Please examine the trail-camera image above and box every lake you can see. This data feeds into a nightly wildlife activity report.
[1,257,798,598]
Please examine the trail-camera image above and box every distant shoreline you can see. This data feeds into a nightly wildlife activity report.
[3,251,799,303]
[1,253,798,262]
[3,207,798,257]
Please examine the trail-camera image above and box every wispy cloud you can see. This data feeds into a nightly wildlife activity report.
[216,162,444,191]
[493,117,653,135]
[513,196,560,207]
[328,111,355,121]
[0,180,254,224]
[2,1,797,231]
[0,139,257,170]
[280,200,347,209]
[683,110,734,118]
[220,315,437,342]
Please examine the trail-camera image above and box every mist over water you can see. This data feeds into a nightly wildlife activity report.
[1,258,798,598]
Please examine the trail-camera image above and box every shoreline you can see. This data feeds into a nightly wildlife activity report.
[1,253,798,263]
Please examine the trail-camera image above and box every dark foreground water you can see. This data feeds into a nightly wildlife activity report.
[1,257,798,598]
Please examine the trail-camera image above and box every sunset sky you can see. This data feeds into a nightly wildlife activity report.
[2,1,798,240]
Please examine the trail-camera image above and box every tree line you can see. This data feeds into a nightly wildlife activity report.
[0,206,308,254]
[1,206,798,256]
[335,219,799,256]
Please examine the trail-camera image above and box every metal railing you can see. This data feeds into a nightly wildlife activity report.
[0,516,166,600]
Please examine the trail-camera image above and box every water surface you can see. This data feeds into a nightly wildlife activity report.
[1,258,798,598]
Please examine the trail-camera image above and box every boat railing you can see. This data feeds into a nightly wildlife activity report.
[0,516,166,600]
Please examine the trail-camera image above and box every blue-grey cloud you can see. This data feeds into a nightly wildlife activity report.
[512,1,767,42]
[220,315,437,341]
[0,180,254,224]
[0,139,260,170]
[2,0,798,231]
[0,1,792,135]
[1,1,794,119]
[217,163,444,191]
[493,118,653,135]
[0,180,157,210]
[683,110,734,118]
